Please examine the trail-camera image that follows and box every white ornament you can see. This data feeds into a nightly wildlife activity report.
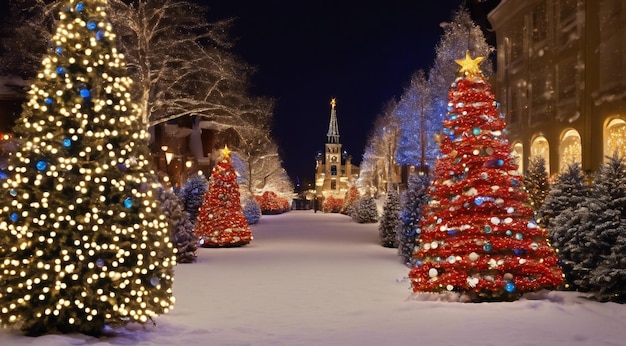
[469,252,479,261]
[428,268,438,278]
[467,277,479,287]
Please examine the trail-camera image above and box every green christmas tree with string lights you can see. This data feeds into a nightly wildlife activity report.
[408,51,562,302]
[0,0,175,336]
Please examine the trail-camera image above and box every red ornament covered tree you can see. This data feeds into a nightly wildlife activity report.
[195,146,252,247]
[408,51,563,301]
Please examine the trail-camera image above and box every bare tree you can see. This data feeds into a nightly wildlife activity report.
[358,101,400,196]
[394,69,437,172]
[0,0,265,133]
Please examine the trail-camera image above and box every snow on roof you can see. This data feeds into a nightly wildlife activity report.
[0,75,27,98]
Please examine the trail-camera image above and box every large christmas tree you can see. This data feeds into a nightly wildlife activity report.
[195,146,253,247]
[409,51,563,302]
[0,0,175,336]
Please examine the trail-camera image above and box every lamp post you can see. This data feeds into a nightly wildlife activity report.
[162,145,173,186]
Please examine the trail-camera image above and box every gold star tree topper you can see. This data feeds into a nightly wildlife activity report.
[455,50,484,77]
[221,145,231,159]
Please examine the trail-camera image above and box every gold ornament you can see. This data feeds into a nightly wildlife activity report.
[455,50,484,77]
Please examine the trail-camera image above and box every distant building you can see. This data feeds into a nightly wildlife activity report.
[488,0,626,175]
[315,99,359,199]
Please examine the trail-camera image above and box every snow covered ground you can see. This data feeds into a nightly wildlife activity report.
[1,210,626,345]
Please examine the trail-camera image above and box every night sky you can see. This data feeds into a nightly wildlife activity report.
[200,0,501,190]
[0,0,501,190]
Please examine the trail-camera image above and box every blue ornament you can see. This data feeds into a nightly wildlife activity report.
[76,2,85,12]
[123,197,133,208]
[96,30,105,41]
[472,127,481,135]
[514,248,522,256]
[55,46,63,55]
[511,179,520,187]
[475,197,484,206]
[505,281,515,293]
[447,229,457,236]
[80,88,91,99]
[449,114,458,120]
[45,97,53,105]
[62,138,72,147]
[497,159,505,166]
[87,21,98,31]
[150,277,160,286]
[506,230,513,236]
[9,189,17,196]
[483,243,492,251]
[10,213,18,222]
[56,66,65,75]
[481,172,488,179]
[515,233,523,240]
[118,163,127,171]
[96,258,105,267]
[0,172,6,180]
[449,135,455,141]
[36,160,48,171]
[484,225,492,233]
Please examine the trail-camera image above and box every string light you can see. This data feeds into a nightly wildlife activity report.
[0,0,175,335]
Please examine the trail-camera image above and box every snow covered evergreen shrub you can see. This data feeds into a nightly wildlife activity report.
[397,174,430,266]
[242,195,262,225]
[352,196,378,223]
[177,173,209,225]
[562,154,626,300]
[158,184,198,263]
[378,189,400,247]
[538,163,589,289]
[523,156,550,213]
[536,162,588,230]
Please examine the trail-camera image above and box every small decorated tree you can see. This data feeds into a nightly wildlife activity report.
[378,189,401,247]
[242,195,262,225]
[341,186,360,215]
[158,186,197,263]
[408,51,562,302]
[194,146,252,247]
[177,173,209,226]
[397,173,430,266]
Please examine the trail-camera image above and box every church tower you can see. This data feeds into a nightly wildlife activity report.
[315,99,359,200]
[325,98,342,171]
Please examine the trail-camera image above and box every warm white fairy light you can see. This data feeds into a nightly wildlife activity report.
[0,0,175,332]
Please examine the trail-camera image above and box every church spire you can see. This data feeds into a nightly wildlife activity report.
[327,98,340,144]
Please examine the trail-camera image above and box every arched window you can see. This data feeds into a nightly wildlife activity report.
[513,142,524,174]
[560,129,582,171]
[531,136,550,175]
[605,118,626,158]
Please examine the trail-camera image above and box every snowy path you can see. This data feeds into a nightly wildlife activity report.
[2,210,626,345]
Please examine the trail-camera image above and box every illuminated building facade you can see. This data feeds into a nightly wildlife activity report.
[315,99,360,198]
[489,0,626,175]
